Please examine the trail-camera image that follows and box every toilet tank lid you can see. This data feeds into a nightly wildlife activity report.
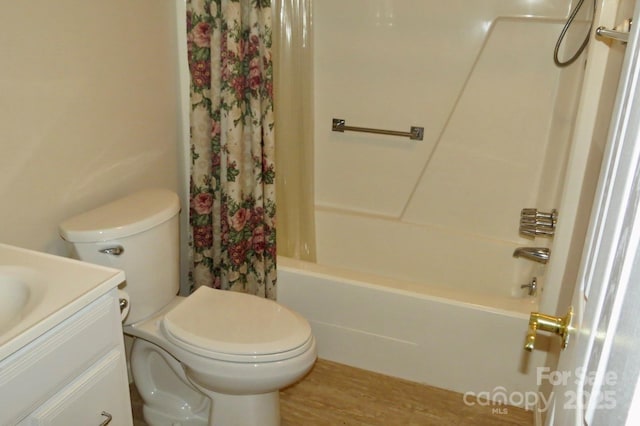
[59,189,180,243]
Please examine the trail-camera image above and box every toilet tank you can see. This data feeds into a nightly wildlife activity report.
[59,189,181,325]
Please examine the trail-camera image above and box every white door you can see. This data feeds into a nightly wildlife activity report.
[545,0,640,423]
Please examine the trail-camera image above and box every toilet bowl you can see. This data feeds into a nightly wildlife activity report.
[58,189,317,425]
[127,290,316,426]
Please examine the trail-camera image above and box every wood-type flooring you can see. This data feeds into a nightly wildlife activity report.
[131,358,533,426]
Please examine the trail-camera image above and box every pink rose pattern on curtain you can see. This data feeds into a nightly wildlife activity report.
[187,0,276,299]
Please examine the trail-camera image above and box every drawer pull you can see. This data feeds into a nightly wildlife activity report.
[99,411,113,425]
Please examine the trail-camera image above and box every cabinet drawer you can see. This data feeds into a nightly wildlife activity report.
[21,349,131,426]
[0,293,121,424]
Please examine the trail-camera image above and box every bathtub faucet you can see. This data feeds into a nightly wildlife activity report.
[513,247,550,264]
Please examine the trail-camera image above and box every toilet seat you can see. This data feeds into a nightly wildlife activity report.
[162,286,313,363]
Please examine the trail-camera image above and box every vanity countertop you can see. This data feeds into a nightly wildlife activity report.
[0,243,125,360]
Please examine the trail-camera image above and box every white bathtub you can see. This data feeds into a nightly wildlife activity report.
[277,256,545,404]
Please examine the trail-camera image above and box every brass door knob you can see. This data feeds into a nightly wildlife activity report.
[524,307,573,352]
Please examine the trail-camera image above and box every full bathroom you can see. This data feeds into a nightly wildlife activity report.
[1,0,638,424]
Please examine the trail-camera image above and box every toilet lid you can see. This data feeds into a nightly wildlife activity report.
[162,286,312,357]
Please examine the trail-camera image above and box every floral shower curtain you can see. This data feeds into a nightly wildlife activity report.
[187,0,276,299]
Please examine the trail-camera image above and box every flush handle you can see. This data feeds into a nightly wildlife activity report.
[99,246,124,256]
[119,297,128,313]
[524,306,573,352]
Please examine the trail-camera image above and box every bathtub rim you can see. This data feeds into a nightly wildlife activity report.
[277,256,538,318]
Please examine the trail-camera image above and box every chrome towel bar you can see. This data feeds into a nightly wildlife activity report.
[332,118,424,141]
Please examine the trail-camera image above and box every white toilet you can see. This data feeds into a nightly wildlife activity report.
[59,189,317,426]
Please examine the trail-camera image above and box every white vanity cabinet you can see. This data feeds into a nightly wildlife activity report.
[0,289,132,426]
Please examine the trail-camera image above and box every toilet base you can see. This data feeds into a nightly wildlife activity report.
[207,391,280,426]
[143,405,208,426]
[141,386,281,426]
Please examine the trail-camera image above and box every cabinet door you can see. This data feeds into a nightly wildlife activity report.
[21,350,132,426]
[1,294,122,424]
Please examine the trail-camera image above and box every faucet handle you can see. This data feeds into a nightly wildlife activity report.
[520,217,555,227]
[519,224,555,238]
[521,208,558,222]
[519,208,558,238]
[519,226,538,238]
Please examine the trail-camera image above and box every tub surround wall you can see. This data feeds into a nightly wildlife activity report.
[313,0,579,296]
[400,18,563,238]
[0,1,184,256]
[316,209,546,298]
[315,0,571,219]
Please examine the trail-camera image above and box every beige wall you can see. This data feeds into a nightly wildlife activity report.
[0,1,186,257]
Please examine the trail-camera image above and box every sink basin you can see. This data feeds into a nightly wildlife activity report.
[0,266,44,335]
[0,243,126,361]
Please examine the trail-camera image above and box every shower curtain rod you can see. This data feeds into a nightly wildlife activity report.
[595,26,629,43]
